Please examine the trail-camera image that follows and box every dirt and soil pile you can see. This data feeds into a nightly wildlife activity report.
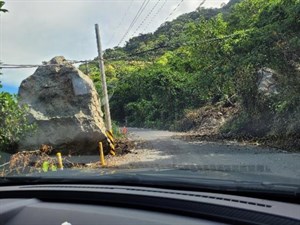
[176,105,239,135]
[175,104,299,151]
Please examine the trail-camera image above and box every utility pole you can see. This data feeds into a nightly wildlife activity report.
[95,24,112,132]
[85,60,89,76]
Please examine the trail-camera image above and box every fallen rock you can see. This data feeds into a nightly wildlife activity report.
[257,67,278,96]
[18,56,107,154]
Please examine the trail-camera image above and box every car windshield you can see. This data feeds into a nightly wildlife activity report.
[0,0,299,193]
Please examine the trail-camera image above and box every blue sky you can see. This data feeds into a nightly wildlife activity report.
[1,84,18,94]
[0,0,228,94]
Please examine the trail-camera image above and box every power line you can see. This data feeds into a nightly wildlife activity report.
[106,30,250,61]
[119,0,151,45]
[198,0,206,8]
[117,0,151,46]
[122,0,206,47]
[107,0,135,46]
[0,64,40,69]
[164,0,185,22]
[162,0,205,25]
[1,30,250,69]
[130,0,163,38]
[0,59,94,69]
[130,0,206,41]
[141,0,169,33]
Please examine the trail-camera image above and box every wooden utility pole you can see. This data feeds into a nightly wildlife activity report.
[95,24,112,131]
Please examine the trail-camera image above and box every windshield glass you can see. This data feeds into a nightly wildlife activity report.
[0,0,299,192]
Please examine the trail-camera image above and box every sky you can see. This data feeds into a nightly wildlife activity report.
[0,0,228,93]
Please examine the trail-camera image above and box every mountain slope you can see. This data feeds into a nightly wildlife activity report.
[80,0,300,150]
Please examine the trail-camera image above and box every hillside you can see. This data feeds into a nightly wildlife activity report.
[103,1,238,60]
[80,0,300,151]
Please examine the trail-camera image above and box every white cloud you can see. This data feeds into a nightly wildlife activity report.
[0,0,229,88]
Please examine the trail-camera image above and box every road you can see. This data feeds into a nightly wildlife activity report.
[125,128,300,180]
[1,128,299,182]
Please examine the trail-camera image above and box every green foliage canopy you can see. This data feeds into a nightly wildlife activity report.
[81,0,300,136]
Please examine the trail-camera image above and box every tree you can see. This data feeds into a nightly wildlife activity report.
[0,93,35,152]
[80,0,299,139]
[0,1,8,13]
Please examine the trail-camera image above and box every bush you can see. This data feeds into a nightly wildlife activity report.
[111,121,126,138]
[0,91,35,152]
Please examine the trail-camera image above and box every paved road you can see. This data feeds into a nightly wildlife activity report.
[127,128,300,180]
[2,128,299,183]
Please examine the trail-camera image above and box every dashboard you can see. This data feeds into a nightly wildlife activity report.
[0,184,299,225]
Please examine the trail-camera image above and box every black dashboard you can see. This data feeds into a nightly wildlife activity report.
[0,184,299,225]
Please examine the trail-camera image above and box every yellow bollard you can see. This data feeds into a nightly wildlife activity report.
[56,152,63,170]
[99,142,106,166]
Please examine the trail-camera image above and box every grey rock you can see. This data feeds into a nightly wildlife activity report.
[257,67,278,95]
[18,56,107,154]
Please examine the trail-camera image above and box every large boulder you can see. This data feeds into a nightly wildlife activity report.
[18,56,107,154]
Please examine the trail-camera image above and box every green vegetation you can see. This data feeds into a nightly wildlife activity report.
[82,0,299,149]
[81,0,300,136]
[0,86,35,152]
[0,0,298,151]
[0,1,8,13]
[82,0,299,138]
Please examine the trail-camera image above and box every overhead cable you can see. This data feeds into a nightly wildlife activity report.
[117,0,151,46]
[130,0,163,37]
[164,0,185,22]
[141,0,169,33]
[1,30,250,69]
[107,0,135,46]
[106,30,250,61]
[198,0,206,8]
[0,59,94,69]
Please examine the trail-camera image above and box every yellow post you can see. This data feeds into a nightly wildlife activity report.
[99,142,106,166]
[56,152,63,170]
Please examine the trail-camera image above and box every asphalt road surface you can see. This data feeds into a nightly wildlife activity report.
[127,128,300,180]
[1,128,299,182]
